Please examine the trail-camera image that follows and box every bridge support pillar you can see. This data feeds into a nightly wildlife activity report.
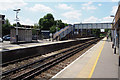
[86,29,87,37]
[90,29,92,36]
[81,29,82,37]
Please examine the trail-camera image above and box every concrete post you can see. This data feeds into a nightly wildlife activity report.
[81,29,82,37]
[86,29,87,37]
[89,29,91,36]
[110,30,112,41]
[112,30,114,48]
[114,28,117,54]
[81,24,83,37]
[0,15,2,38]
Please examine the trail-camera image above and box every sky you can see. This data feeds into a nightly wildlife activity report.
[0,0,119,25]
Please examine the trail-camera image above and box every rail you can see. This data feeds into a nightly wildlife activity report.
[2,38,101,80]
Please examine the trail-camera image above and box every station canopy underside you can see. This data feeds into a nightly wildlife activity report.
[74,23,112,29]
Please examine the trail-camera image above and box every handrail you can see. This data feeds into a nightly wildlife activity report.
[53,25,72,40]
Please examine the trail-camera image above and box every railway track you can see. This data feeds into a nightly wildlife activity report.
[2,38,101,80]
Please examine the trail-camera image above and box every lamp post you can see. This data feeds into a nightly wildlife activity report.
[13,9,21,43]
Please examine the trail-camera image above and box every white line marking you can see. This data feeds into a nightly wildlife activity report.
[51,41,99,79]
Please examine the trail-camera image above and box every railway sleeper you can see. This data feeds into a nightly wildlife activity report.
[2,38,101,80]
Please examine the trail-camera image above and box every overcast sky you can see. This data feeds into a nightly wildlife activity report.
[0,0,119,25]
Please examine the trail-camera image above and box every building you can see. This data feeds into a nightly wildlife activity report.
[10,26,32,43]
[41,30,50,39]
[111,2,120,66]
[0,14,5,38]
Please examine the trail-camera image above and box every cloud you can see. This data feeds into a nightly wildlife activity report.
[82,1,93,6]
[62,10,82,20]
[83,16,98,23]
[82,1,97,10]
[0,0,27,10]
[111,6,118,15]
[111,0,119,2]
[62,20,72,24]
[57,4,73,10]
[28,4,53,13]
[62,20,80,25]
[20,18,34,25]
[83,16,113,23]
[98,4,102,6]
[101,16,113,23]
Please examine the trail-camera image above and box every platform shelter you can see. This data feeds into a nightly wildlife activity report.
[10,27,32,43]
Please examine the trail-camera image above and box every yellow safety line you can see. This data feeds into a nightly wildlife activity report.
[88,38,106,78]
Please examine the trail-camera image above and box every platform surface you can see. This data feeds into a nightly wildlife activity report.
[0,37,93,52]
[0,39,73,52]
[52,37,119,78]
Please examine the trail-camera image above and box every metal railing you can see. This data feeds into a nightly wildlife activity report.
[53,25,73,40]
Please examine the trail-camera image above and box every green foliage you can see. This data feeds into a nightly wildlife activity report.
[38,13,68,33]
[64,23,68,26]
[38,13,54,30]
[2,19,11,36]
[92,29,100,37]
[50,25,56,33]
[32,23,39,35]
[105,29,109,32]
[57,27,60,31]
[33,23,39,29]
[100,33,106,37]
[56,20,65,29]
[38,18,44,29]
[13,22,22,27]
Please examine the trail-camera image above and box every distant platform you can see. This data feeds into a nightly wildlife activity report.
[0,39,73,52]
[1,37,95,63]
[0,37,94,52]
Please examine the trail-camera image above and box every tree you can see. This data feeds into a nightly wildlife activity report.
[38,13,55,30]
[55,20,65,29]
[2,19,11,36]
[50,25,56,33]
[38,13,68,33]
[50,25,60,33]
[38,18,44,29]
[13,22,22,27]
[64,23,68,27]
[32,23,39,35]
[92,29,100,37]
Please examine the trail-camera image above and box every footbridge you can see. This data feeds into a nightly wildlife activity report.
[53,23,112,40]
[74,23,112,29]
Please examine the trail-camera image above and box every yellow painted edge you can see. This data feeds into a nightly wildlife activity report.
[88,38,106,78]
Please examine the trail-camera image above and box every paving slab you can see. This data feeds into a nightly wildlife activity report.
[92,40,118,78]
[52,37,119,78]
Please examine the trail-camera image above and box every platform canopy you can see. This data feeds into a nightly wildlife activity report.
[74,23,112,29]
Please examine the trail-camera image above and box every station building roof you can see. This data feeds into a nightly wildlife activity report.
[112,3,120,29]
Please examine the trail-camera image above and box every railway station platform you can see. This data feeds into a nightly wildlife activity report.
[0,39,73,52]
[1,37,96,64]
[0,37,93,52]
[52,37,119,79]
